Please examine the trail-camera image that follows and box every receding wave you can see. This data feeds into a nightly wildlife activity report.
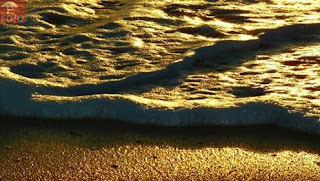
[1,0,320,134]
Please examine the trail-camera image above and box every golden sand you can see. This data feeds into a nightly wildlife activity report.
[0,120,320,180]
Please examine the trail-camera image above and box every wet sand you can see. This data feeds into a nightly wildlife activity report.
[0,117,320,180]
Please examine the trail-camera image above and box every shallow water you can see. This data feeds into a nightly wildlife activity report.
[0,0,320,133]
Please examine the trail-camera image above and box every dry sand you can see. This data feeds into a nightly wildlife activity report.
[0,118,320,180]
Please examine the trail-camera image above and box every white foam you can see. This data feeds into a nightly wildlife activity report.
[1,77,320,134]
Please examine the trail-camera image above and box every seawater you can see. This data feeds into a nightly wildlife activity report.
[0,0,320,133]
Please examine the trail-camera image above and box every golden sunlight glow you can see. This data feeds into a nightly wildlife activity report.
[2,1,320,180]
[183,16,203,25]
[273,0,313,3]
[1,0,320,117]
[132,37,145,48]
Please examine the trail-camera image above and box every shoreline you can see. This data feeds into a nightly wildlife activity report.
[2,115,320,136]
[1,117,320,180]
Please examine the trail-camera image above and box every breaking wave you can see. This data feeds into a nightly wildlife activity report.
[1,0,320,134]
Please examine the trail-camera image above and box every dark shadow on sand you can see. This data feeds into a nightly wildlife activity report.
[1,116,320,154]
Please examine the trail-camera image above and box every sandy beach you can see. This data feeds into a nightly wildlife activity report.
[1,117,320,180]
